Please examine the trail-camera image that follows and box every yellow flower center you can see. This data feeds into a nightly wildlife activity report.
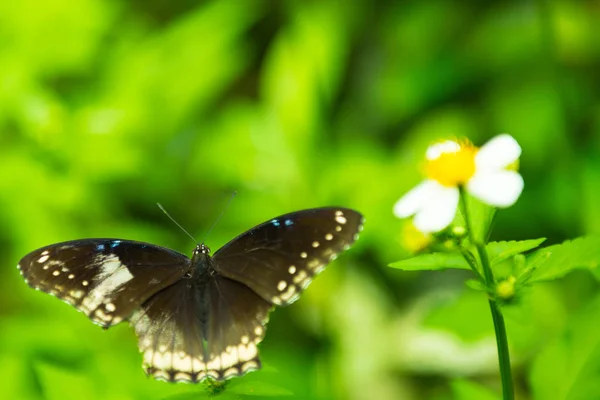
[400,222,432,253]
[425,141,478,187]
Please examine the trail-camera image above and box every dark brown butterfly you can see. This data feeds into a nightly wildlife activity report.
[18,207,363,382]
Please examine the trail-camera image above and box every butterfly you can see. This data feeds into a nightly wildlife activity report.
[17,207,363,383]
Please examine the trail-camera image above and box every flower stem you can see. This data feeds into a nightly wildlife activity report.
[486,297,514,399]
[459,189,514,400]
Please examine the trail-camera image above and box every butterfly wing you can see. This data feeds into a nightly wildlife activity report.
[129,278,209,382]
[213,207,364,305]
[18,207,364,384]
[130,273,271,383]
[18,239,190,327]
[205,274,272,380]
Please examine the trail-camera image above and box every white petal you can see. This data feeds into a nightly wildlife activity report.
[467,170,524,207]
[393,180,438,218]
[413,185,459,233]
[475,134,521,170]
[426,140,460,160]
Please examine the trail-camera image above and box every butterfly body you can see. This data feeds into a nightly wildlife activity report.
[17,207,363,382]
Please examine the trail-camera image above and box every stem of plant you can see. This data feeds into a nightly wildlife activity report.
[459,188,514,400]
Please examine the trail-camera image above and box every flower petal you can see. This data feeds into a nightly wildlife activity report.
[413,184,459,233]
[467,170,524,207]
[393,180,438,218]
[426,140,460,160]
[475,134,521,170]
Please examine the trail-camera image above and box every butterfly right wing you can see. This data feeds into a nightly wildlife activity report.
[213,207,363,306]
[18,239,190,328]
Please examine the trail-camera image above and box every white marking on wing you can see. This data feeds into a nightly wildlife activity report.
[80,255,133,315]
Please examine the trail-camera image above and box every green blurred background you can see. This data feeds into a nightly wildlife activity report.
[1,0,599,399]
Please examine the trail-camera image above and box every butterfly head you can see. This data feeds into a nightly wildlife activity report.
[190,243,213,277]
[196,243,211,255]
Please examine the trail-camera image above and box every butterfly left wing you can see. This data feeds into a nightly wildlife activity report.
[129,273,272,383]
[213,207,364,306]
[18,239,190,327]
[129,278,209,383]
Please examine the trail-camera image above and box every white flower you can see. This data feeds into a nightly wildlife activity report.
[393,134,523,233]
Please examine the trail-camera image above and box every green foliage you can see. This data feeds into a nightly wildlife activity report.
[35,362,99,400]
[486,239,546,266]
[1,0,599,399]
[530,294,600,400]
[525,236,600,283]
[424,289,492,342]
[451,379,501,400]
[459,195,496,244]
[389,239,546,272]
[227,380,294,397]
[389,252,470,271]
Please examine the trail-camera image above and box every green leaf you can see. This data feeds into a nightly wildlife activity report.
[424,289,492,342]
[526,236,600,283]
[159,377,294,399]
[228,380,294,396]
[35,362,99,400]
[161,392,215,400]
[389,252,469,271]
[529,293,600,400]
[388,239,546,273]
[465,279,488,292]
[486,238,546,266]
[451,379,500,400]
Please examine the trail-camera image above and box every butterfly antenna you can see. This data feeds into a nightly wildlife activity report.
[202,191,237,243]
[157,203,198,245]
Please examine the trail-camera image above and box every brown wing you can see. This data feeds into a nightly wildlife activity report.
[213,208,364,305]
[18,239,190,327]
[129,278,209,382]
[204,274,273,380]
[129,274,272,382]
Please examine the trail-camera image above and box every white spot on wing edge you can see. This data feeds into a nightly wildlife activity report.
[335,215,347,225]
[293,270,308,284]
[70,289,84,299]
[279,285,297,302]
[223,367,241,379]
[242,360,260,372]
